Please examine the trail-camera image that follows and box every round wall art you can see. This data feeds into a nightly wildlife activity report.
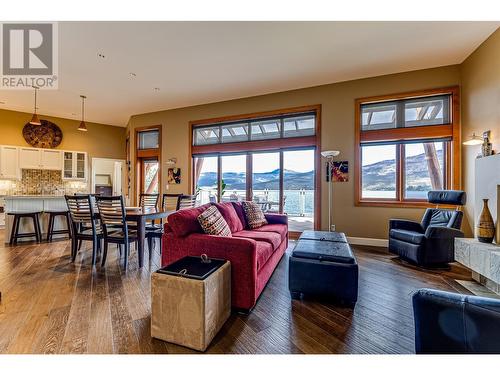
[22,120,63,148]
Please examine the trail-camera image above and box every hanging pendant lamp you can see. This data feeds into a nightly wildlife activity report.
[29,86,41,125]
[78,95,88,132]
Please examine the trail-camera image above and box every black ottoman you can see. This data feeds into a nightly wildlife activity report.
[289,230,358,306]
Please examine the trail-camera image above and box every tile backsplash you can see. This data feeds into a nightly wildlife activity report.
[0,169,88,195]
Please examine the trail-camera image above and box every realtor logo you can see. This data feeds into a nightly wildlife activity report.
[1,22,58,89]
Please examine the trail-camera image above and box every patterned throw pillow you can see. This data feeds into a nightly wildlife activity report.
[242,201,268,229]
[197,206,232,237]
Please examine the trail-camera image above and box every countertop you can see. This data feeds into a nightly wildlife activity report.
[5,195,70,199]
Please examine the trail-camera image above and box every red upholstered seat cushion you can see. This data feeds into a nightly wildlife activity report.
[213,202,245,233]
[253,224,288,242]
[168,203,211,237]
[232,230,282,250]
[255,240,275,271]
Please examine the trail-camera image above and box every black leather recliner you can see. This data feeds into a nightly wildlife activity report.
[413,289,500,353]
[389,190,466,267]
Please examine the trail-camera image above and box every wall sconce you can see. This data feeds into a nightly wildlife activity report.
[463,132,483,146]
[166,157,177,166]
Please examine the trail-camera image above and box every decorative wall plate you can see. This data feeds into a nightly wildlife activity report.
[22,120,63,148]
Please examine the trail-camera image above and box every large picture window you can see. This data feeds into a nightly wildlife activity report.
[355,87,460,207]
[191,105,321,232]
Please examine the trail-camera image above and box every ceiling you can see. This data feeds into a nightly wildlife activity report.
[0,21,498,127]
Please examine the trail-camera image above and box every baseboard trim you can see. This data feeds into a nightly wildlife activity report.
[347,236,388,248]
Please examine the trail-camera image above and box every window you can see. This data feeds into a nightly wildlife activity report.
[191,105,320,232]
[192,112,316,146]
[355,88,460,206]
[138,130,159,149]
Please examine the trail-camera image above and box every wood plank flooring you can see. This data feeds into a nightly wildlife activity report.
[0,230,473,354]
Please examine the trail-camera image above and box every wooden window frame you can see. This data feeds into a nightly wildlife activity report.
[189,105,322,233]
[354,86,461,208]
[134,125,162,205]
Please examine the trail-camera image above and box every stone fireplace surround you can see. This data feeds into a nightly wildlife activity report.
[454,154,500,295]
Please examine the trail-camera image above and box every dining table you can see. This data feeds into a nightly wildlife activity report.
[115,207,174,267]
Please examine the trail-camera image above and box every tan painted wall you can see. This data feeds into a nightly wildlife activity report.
[0,108,126,160]
[460,28,500,237]
[128,65,461,239]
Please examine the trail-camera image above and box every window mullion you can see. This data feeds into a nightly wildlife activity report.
[397,143,404,202]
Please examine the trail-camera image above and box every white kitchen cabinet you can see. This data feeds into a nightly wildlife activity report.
[62,151,87,180]
[19,147,42,169]
[0,145,20,179]
[40,149,62,170]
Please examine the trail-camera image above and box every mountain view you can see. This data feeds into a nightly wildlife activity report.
[197,150,442,192]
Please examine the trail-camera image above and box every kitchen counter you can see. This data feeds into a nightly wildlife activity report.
[5,195,67,199]
[4,195,71,243]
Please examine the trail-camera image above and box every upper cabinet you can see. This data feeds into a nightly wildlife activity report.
[19,147,41,169]
[19,148,62,170]
[41,149,62,170]
[0,145,86,181]
[0,146,20,179]
[63,151,87,180]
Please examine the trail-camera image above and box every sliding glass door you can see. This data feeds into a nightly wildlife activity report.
[283,150,315,231]
[252,152,281,213]
[193,156,218,204]
[221,154,247,202]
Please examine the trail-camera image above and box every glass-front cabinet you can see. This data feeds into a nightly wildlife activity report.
[62,151,87,180]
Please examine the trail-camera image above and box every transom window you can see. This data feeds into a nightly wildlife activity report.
[355,88,460,207]
[192,112,316,146]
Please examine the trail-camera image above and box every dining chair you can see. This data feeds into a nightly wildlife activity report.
[145,194,182,252]
[178,194,197,210]
[65,195,102,265]
[95,195,138,269]
[139,193,159,209]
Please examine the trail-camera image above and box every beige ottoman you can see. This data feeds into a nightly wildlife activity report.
[151,258,231,351]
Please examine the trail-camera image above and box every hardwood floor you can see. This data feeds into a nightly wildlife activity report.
[0,230,473,354]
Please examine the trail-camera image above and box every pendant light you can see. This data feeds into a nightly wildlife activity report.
[78,95,88,132]
[29,86,41,125]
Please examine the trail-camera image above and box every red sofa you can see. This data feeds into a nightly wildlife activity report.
[162,202,288,311]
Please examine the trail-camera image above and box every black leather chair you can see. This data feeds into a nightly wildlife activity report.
[413,289,500,353]
[389,190,466,267]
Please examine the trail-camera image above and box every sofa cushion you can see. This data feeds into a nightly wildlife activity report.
[197,206,232,237]
[255,240,275,271]
[213,202,244,233]
[390,229,425,245]
[231,202,248,229]
[232,230,282,250]
[253,224,288,242]
[242,201,268,229]
[168,203,211,237]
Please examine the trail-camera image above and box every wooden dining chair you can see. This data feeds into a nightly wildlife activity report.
[65,195,102,265]
[145,193,182,252]
[139,193,159,209]
[95,195,138,269]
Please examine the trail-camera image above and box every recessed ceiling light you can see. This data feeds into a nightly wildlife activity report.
[154,87,160,91]
[0,101,5,104]
[129,72,137,77]
[97,53,105,59]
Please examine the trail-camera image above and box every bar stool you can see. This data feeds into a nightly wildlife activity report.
[46,210,72,242]
[8,211,42,245]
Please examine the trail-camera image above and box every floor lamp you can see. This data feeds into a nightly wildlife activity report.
[321,150,340,232]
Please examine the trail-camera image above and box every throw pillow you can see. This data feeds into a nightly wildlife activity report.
[197,206,232,237]
[242,201,268,229]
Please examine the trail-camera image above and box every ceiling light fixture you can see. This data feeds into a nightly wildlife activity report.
[29,86,42,126]
[130,72,137,77]
[463,132,483,146]
[78,95,88,132]
[154,87,160,91]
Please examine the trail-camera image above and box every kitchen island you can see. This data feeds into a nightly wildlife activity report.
[4,195,70,243]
